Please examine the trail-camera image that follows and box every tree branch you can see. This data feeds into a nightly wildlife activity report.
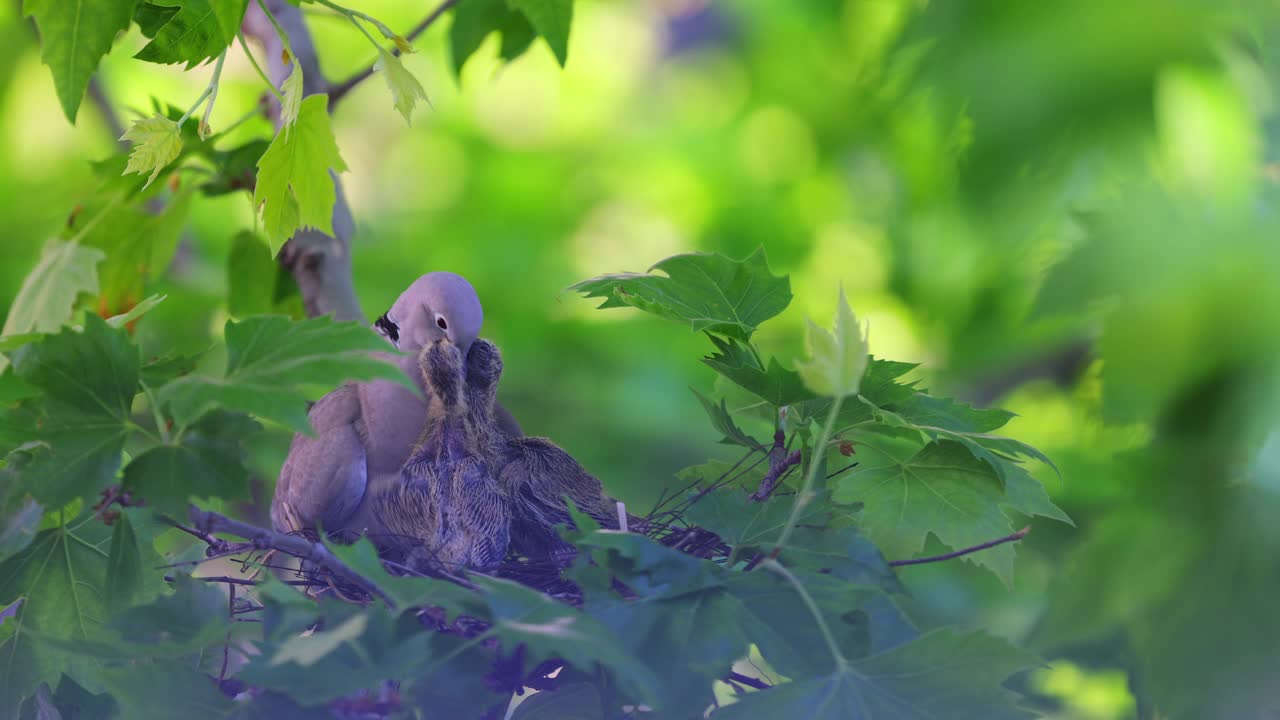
[243,0,364,322]
[888,526,1030,568]
[186,505,396,608]
[751,429,801,501]
[328,0,458,105]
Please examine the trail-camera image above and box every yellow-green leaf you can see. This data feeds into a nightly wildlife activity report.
[280,63,303,129]
[375,48,428,126]
[120,115,183,188]
[254,94,348,254]
[795,288,869,398]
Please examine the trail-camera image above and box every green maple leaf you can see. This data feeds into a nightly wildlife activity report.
[376,48,429,125]
[157,315,411,434]
[279,64,303,128]
[134,0,249,68]
[23,0,137,122]
[714,628,1038,720]
[702,335,815,407]
[122,410,257,516]
[449,0,536,75]
[254,94,348,254]
[834,440,1048,584]
[121,115,183,188]
[796,287,869,399]
[10,315,139,508]
[0,521,112,711]
[510,0,573,65]
[572,248,792,341]
[0,240,104,373]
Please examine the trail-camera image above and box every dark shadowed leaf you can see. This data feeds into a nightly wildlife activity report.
[509,0,573,65]
[158,315,411,433]
[713,629,1038,720]
[692,389,766,451]
[511,683,603,720]
[11,315,139,508]
[122,410,257,516]
[0,522,111,711]
[134,0,249,68]
[703,335,814,407]
[450,0,538,75]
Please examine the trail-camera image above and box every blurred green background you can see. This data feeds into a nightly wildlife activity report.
[4,0,1280,717]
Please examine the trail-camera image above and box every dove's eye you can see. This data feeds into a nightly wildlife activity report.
[436,315,448,330]
[376,313,400,344]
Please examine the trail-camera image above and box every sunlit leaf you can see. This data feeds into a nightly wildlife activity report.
[796,288,869,399]
[279,64,303,129]
[23,0,135,121]
[254,94,348,254]
[121,115,183,188]
[0,240,104,373]
[376,48,429,125]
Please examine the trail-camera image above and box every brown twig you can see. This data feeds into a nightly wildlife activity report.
[888,526,1031,567]
[186,505,397,608]
[328,0,459,104]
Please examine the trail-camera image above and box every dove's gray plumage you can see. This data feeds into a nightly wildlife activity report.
[271,272,519,540]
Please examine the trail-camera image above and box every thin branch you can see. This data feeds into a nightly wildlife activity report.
[889,526,1031,567]
[186,505,396,608]
[328,0,458,105]
[751,427,801,501]
[726,672,771,690]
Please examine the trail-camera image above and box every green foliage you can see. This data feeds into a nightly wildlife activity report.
[158,315,410,433]
[714,628,1038,720]
[134,0,249,68]
[22,0,137,122]
[449,0,539,74]
[12,0,1271,715]
[254,94,348,254]
[9,315,139,508]
[572,249,792,340]
[0,240,104,372]
[795,288,870,399]
[508,0,572,65]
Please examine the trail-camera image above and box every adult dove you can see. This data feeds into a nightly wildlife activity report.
[270,272,519,539]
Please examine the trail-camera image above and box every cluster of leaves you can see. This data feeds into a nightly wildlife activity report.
[0,249,1065,717]
[21,0,576,259]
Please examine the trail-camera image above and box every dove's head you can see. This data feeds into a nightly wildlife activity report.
[376,272,484,355]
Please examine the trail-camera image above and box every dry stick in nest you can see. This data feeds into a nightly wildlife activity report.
[184,505,396,608]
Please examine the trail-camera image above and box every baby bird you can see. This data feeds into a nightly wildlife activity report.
[373,339,509,573]
[462,339,623,560]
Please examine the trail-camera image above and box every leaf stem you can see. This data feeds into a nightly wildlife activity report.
[314,0,383,49]
[139,381,170,444]
[178,49,227,129]
[255,0,295,58]
[762,558,848,668]
[773,394,844,553]
[238,32,284,101]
